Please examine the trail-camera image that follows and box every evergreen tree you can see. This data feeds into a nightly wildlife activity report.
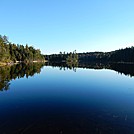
[0,35,45,64]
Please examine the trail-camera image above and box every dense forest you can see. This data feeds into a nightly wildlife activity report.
[78,47,134,63]
[1,34,134,65]
[0,35,44,65]
[45,47,134,63]
[45,50,78,64]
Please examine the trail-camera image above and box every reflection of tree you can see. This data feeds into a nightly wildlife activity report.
[110,63,134,77]
[78,62,134,77]
[0,80,10,91]
[0,63,45,91]
[46,62,134,77]
[46,62,78,72]
[1,62,133,91]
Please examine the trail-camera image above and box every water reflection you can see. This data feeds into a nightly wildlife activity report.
[0,63,45,91]
[0,62,134,91]
[46,62,134,77]
[0,62,134,133]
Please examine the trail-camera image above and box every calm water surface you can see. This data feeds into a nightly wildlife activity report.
[0,64,134,134]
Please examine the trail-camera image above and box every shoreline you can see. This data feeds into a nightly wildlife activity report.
[0,60,47,67]
[1,61,134,67]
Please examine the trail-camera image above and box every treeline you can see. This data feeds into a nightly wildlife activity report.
[78,47,134,63]
[0,35,44,63]
[109,47,134,62]
[1,34,134,64]
[78,52,108,62]
[45,47,134,64]
[45,50,78,63]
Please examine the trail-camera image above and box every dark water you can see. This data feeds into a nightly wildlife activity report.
[0,63,134,134]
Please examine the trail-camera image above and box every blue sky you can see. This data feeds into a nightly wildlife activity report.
[1,0,134,54]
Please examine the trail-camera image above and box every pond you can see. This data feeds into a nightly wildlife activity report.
[0,63,134,134]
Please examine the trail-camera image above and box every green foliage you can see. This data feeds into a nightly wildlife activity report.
[66,50,78,63]
[78,47,134,63]
[0,35,10,62]
[45,50,78,65]
[109,47,134,62]
[0,35,45,63]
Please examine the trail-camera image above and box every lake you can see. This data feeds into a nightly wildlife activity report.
[0,63,134,134]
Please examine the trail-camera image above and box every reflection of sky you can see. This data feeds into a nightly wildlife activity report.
[0,66,134,132]
[2,67,134,110]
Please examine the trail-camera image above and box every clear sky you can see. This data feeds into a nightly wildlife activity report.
[1,0,134,54]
